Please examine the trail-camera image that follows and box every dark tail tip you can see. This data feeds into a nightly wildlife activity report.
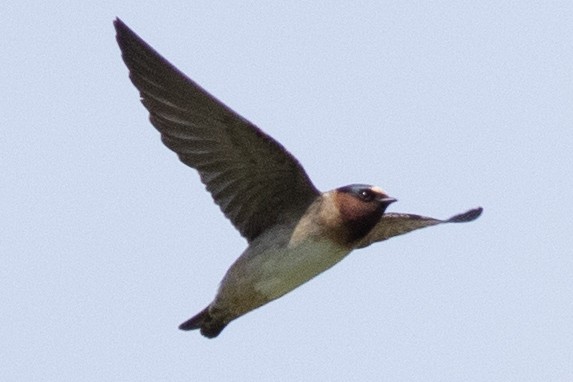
[178,307,207,331]
[179,307,227,338]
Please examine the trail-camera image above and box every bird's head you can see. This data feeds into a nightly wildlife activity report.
[331,184,397,243]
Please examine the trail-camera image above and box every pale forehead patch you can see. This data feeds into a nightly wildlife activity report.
[370,186,387,195]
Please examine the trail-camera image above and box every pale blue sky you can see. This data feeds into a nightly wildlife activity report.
[2,1,572,381]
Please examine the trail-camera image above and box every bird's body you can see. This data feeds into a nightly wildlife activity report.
[182,189,384,336]
[114,19,483,338]
[205,226,350,335]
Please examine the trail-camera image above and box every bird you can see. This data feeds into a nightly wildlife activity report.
[113,18,483,338]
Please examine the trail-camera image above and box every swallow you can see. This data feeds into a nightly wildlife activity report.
[114,18,483,338]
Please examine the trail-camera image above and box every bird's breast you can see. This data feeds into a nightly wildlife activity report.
[252,237,351,301]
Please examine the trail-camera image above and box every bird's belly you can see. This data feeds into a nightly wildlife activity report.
[252,239,350,301]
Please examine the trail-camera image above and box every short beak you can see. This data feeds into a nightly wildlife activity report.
[378,196,397,205]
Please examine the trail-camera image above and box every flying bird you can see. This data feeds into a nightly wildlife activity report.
[114,18,482,338]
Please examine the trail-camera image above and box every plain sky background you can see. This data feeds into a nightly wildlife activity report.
[2,1,572,381]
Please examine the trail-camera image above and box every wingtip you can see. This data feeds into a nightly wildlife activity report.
[113,17,132,37]
[446,206,483,223]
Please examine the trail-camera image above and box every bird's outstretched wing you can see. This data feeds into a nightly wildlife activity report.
[355,207,482,249]
[114,19,320,242]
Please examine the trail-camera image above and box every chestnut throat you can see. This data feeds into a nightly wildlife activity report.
[343,207,385,244]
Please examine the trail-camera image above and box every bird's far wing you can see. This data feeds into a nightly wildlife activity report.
[355,207,482,249]
[114,19,320,242]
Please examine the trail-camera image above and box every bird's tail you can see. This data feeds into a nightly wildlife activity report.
[178,307,227,338]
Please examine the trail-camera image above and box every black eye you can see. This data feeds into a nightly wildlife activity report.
[358,189,374,202]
